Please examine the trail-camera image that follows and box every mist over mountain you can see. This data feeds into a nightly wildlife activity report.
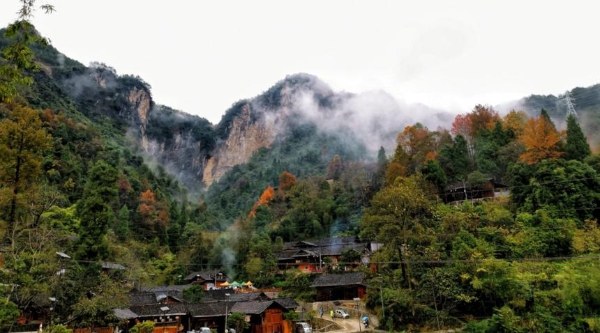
[9,26,600,195]
[498,83,600,149]
[5,21,600,332]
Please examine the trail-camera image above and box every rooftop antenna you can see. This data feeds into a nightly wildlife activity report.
[562,90,578,118]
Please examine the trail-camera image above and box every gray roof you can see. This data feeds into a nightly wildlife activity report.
[273,297,299,310]
[229,300,286,315]
[187,301,230,317]
[145,284,192,293]
[202,290,270,302]
[310,272,365,288]
[114,308,138,319]
[130,303,187,317]
[279,237,369,260]
[128,292,158,307]
[185,270,228,282]
[101,262,126,270]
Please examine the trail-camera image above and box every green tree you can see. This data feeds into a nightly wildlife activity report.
[129,321,155,333]
[438,134,471,182]
[183,284,205,303]
[421,159,447,194]
[360,175,433,288]
[115,204,130,240]
[0,105,51,235]
[71,274,128,328]
[74,160,118,261]
[228,312,250,333]
[510,159,600,222]
[0,298,19,331]
[564,114,591,161]
[370,146,388,194]
[1,1,54,102]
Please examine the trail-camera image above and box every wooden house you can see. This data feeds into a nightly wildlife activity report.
[443,179,509,204]
[310,272,366,301]
[230,300,290,333]
[185,270,229,290]
[277,237,375,273]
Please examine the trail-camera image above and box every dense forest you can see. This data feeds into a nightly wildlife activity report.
[2,3,600,332]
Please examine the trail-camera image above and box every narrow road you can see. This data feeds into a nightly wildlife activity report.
[325,318,370,333]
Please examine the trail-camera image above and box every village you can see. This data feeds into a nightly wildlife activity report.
[12,237,379,333]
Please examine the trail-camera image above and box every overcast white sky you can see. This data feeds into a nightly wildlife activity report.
[2,0,600,124]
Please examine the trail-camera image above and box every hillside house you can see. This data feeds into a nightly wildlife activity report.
[115,287,297,333]
[443,179,509,204]
[230,300,289,333]
[311,272,366,301]
[277,237,378,273]
[185,270,229,290]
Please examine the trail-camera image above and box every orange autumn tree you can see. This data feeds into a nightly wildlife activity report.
[469,104,500,137]
[279,171,297,190]
[518,111,563,164]
[395,123,436,175]
[249,185,275,218]
[502,110,528,137]
[451,105,500,150]
[138,189,169,234]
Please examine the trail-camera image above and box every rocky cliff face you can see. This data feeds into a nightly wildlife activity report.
[58,63,153,139]
[124,87,151,150]
[203,103,276,186]
[55,69,419,192]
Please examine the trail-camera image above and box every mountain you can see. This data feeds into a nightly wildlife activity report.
[5,24,600,333]
[502,83,600,149]
[24,34,452,193]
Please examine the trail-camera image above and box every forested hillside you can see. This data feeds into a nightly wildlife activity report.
[2,5,600,332]
[518,84,600,150]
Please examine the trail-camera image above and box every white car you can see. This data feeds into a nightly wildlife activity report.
[334,309,350,319]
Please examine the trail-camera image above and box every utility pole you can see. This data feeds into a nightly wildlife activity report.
[354,298,361,332]
[224,293,230,333]
[563,90,578,118]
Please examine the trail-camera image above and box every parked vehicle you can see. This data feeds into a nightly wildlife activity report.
[295,322,312,333]
[334,309,350,319]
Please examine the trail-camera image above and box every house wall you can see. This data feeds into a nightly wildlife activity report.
[297,263,317,273]
[152,325,179,333]
[357,286,366,299]
[73,328,115,333]
[316,286,362,301]
[261,308,283,333]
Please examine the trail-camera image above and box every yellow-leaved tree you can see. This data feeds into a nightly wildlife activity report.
[518,110,563,165]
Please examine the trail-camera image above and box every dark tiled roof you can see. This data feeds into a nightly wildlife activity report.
[202,289,232,301]
[129,292,158,307]
[202,291,270,302]
[187,301,230,317]
[273,297,299,310]
[229,292,270,302]
[280,237,368,259]
[130,303,187,317]
[310,272,365,287]
[292,250,318,258]
[321,243,365,256]
[114,308,138,319]
[145,284,192,293]
[185,270,228,282]
[101,262,126,270]
[445,179,508,192]
[312,237,361,247]
[293,241,317,247]
[229,300,283,315]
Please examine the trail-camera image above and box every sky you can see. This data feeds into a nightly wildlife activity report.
[2,0,600,124]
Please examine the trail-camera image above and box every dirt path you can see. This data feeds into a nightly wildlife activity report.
[307,301,377,333]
